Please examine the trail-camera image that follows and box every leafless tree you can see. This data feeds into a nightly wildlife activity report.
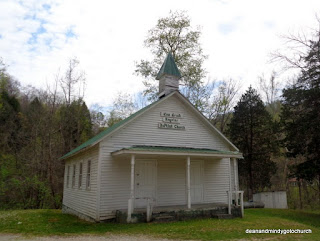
[207,78,241,133]
[271,16,320,73]
[259,71,280,105]
[59,58,86,105]
[111,92,139,120]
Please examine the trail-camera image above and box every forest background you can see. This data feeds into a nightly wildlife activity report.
[0,11,319,211]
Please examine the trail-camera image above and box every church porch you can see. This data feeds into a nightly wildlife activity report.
[111,145,244,223]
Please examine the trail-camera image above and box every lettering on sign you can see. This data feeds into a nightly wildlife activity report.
[158,123,186,130]
[160,112,183,118]
[162,117,180,123]
[158,112,185,130]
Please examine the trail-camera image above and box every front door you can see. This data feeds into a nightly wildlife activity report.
[135,160,157,208]
[190,160,204,204]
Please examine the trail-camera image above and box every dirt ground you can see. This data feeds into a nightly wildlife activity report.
[0,234,181,241]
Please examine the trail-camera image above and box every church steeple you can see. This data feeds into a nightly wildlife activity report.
[156,52,181,99]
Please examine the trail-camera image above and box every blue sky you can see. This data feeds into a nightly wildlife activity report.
[0,0,319,107]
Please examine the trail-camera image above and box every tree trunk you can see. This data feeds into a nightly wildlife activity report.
[303,180,310,206]
[298,178,303,209]
[318,174,320,207]
[248,159,254,200]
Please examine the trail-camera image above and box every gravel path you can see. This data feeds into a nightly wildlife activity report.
[0,234,182,241]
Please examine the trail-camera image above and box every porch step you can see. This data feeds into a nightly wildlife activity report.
[212,214,234,219]
[154,215,175,223]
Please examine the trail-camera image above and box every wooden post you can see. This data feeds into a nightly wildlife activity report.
[127,154,135,223]
[186,156,191,209]
[228,158,232,214]
[240,191,244,218]
[146,198,153,222]
[233,158,238,205]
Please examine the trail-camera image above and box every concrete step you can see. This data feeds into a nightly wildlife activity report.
[153,215,175,222]
[213,214,234,219]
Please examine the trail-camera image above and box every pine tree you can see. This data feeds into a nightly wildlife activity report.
[281,34,320,205]
[229,87,277,200]
[59,99,92,153]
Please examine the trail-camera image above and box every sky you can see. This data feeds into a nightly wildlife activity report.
[1,0,320,108]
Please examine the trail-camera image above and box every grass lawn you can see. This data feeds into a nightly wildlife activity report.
[0,208,319,240]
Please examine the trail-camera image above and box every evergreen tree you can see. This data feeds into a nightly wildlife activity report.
[59,99,92,153]
[0,65,21,154]
[281,37,320,205]
[229,87,277,199]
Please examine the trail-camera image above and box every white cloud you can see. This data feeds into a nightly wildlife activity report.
[0,0,320,107]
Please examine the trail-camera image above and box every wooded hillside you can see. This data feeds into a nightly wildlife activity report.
[1,13,320,211]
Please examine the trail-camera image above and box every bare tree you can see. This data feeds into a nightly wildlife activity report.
[207,79,241,133]
[259,71,280,105]
[90,104,108,135]
[111,92,138,120]
[59,58,86,105]
[271,16,320,73]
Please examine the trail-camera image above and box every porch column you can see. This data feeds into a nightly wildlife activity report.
[127,154,135,223]
[232,158,238,205]
[228,158,232,214]
[186,156,191,209]
[233,158,238,191]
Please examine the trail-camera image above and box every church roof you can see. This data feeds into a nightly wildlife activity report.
[60,91,240,160]
[156,52,182,80]
[60,93,167,160]
[112,145,242,158]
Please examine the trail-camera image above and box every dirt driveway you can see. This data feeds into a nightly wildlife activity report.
[0,234,182,241]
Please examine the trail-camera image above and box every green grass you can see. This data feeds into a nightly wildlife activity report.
[0,209,319,240]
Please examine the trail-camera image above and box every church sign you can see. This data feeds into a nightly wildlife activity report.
[160,112,183,118]
[158,112,185,130]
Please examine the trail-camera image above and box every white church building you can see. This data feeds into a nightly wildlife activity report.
[61,52,244,223]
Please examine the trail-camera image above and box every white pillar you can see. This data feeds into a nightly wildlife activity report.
[127,154,135,223]
[240,191,244,218]
[233,158,237,191]
[233,158,238,205]
[186,156,191,209]
[130,154,135,200]
[228,158,232,214]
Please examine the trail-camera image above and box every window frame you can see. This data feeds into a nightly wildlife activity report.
[66,166,70,188]
[72,164,76,188]
[78,162,83,189]
[86,160,91,190]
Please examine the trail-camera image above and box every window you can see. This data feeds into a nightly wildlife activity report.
[86,160,91,189]
[72,164,76,188]
[79,162,83,188]
[66,166,70,188]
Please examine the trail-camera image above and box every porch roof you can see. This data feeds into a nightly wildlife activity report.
[111,145,243,158]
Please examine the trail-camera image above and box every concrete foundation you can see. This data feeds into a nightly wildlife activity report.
[62,204,97,222]
[116,203,242,223]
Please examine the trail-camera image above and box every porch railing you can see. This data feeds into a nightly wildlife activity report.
[227,190,244,217]
[127,197,155,223]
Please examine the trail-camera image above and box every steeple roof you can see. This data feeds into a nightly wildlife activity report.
[156,52,182,80]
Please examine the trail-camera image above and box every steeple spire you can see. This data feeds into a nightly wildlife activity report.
[156,52,182,80]
[156,52,181,98]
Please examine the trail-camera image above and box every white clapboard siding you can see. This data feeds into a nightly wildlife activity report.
[62,145,99,220]
[98,94,232,218]
[107,94,229,150]
[157,158,186,206]
[203,158,230,203]
[99,157,131,213]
